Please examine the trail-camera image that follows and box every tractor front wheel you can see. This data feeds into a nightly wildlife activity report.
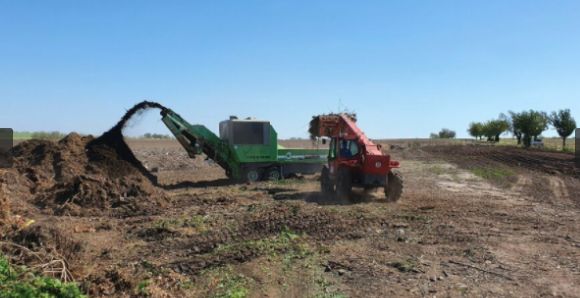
[321,166,334,194]
[336,167,352,200]
[384,170,403,202]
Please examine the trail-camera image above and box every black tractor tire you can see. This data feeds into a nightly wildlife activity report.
[320,166,334,194]
[384,170,403,202]
[335,167,352,201]
[244,168,262,183]
[266,167,281,181]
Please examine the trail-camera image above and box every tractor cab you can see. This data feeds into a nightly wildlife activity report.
[328,138,360,160]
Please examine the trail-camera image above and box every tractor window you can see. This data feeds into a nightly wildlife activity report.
[328,138,336,159]
[340,140,359,158]
[348,141,359,156]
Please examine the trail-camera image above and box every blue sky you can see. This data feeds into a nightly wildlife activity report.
[1,1,579,139]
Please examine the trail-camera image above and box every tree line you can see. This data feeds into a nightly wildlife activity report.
[142,133,172,139]
[430,128,456,139]
[468,109,576,148]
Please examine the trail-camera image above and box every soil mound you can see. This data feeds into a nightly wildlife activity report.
[87,101,165,184]
[11,101,169,217]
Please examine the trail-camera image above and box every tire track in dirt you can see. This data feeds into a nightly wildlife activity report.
[423,145,577,178]
[511,175,532,194]
[135,205,392,275]
[547,176,571,202]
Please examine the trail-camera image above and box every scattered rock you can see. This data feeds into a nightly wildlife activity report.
[393,223,409,228]
[457,282,468,291]
[396,228,407,242]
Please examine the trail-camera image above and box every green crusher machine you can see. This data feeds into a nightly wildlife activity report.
[160,108,328,182]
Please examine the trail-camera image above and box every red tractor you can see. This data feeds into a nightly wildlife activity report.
[309,113,403,201]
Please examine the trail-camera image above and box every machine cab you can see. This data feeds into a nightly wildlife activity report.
[219,116,277,162]
[328,138,361,160]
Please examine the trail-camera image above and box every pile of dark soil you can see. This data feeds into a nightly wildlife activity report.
[10,101,169,217]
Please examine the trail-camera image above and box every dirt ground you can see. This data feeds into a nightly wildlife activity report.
[1,138,579,297]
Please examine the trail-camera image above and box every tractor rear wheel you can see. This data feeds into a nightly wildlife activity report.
[320,166,334,194]
[384,170,403,202]
[266,167,281,181]
[336,167,352,200]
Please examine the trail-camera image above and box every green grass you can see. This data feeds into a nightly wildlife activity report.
[13,131,67,141]
[204,228,347,298]
[135,279,151,296]
[388,258,420,273]
[378,137,575,153]
[0,255,85,298]
[429,165,446,175]
[395,213,432,223]
[497,137,576,152]
[213,272,249,298]
[152,214,208,232]
[314,277,348,298]
[205,234,294,298]
[471,166,515,183]
[200,266,250,298]
[13,132,33,140]
[214,227,310,263]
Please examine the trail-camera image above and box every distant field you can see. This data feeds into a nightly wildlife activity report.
[377,137,576,152]
[13,131,67,140]
[12,132,577,153]
[13,131,34,140]
[13,131,173,141]
[376,138,476,147]
[497,137,575,152]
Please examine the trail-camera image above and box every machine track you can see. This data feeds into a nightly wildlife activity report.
[135,206,391,275]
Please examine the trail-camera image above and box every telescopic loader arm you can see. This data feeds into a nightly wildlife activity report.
[311,114,397,166]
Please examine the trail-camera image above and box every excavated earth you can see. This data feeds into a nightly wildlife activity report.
[2,101,168,218]
[1,130,580,297]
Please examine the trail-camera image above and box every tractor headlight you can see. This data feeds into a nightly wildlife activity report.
[375,161,382,168]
